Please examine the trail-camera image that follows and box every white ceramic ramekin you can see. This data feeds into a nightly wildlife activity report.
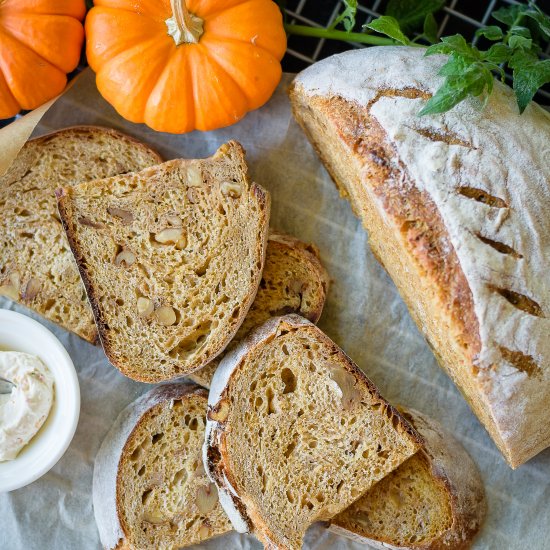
[0,309,80,492]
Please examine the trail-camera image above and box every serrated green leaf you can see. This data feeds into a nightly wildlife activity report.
[509,34,533,50]
[475,25,504,41]
[510,25,532,38]
[427,34,480,61]
[423,12,438,43]
[419,64,493,116]
[330,0,358,32]
[425,41,454,56]
[482,43,510,64]
[524,10,550,39]
[365,16,409,45]
[509,52,550,113]
[437,53,471,76]
[493,5,523,27]
[386,0,445,33]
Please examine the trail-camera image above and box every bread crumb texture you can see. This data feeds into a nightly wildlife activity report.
[190,232,329,388]
[57,141,270,381]
[207,315,420,550]
[332,409,486,549]
[119,393,231,548]
[0,127,161,342]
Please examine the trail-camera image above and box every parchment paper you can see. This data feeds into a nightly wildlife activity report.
[1,69,549,550]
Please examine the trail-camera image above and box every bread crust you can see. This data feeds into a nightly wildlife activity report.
[329,409,486,549]
[57,142,271,381]
[0,125,161,343]
[93,383,205,550]
[289,68,550,467]
[204,314,423,549]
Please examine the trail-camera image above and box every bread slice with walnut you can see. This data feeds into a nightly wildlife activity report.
[189,232,329,388]
[329,408,486,550]
[57,141,270,382]
[93,383,232,550]
[0,126,161,342]
[204,314,422,550]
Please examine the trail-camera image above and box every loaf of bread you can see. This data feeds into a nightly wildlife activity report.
[330,408,486,549]
[0,126,161,342]
[93,383,232,549]
[204,314,422,550]
[290,46,550,468]
[189,231,329,387]
[57,141,270,382]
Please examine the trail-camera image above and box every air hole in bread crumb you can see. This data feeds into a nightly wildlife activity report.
[284,440,297,458]
[172,468,187,485]
[138,465,145,476]
[141,489,152,505]
[152,433,164,444]
[281,368,297,394]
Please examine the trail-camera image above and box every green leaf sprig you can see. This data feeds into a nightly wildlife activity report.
[282,0,549,116]
[418,2,550,114]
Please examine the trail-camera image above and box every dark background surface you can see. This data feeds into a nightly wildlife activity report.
[1,0,549,129]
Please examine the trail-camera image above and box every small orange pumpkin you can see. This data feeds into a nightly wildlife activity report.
[85,0,287,133]
[0,0,86,119]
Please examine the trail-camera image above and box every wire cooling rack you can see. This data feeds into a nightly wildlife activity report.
[282,0,550,103]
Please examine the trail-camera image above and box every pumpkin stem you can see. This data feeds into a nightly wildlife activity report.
[166,0,204,45]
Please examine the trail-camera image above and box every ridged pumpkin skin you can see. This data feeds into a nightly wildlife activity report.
[85,0,287,133]
[0,0,85,119]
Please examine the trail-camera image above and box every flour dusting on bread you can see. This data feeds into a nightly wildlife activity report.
[293,46,550,466]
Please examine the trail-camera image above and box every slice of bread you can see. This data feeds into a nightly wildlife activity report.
[57,141,270,382]
[93,383,232,550]
[0,126,161,342]
[189,232,329,388]
[329,409,487,550]
[204,314,422,550]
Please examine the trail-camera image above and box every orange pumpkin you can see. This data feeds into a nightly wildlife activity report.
[0,0,86,119]
[85,0,287,133]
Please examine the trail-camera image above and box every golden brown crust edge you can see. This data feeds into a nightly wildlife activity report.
[288,86,525,466]
[30,125,163,166]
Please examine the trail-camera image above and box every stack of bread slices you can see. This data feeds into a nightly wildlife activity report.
[0,127,486,549]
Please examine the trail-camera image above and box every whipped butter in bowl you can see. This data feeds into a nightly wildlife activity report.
[0,352,54,462]
[0,309,80,492]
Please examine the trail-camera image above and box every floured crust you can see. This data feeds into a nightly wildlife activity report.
[0,126,161,343]
[290,46,550,467]
[204,314,422,549]
[330,409,486,549]
[189,231,329,387]
[57,141,271,382]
